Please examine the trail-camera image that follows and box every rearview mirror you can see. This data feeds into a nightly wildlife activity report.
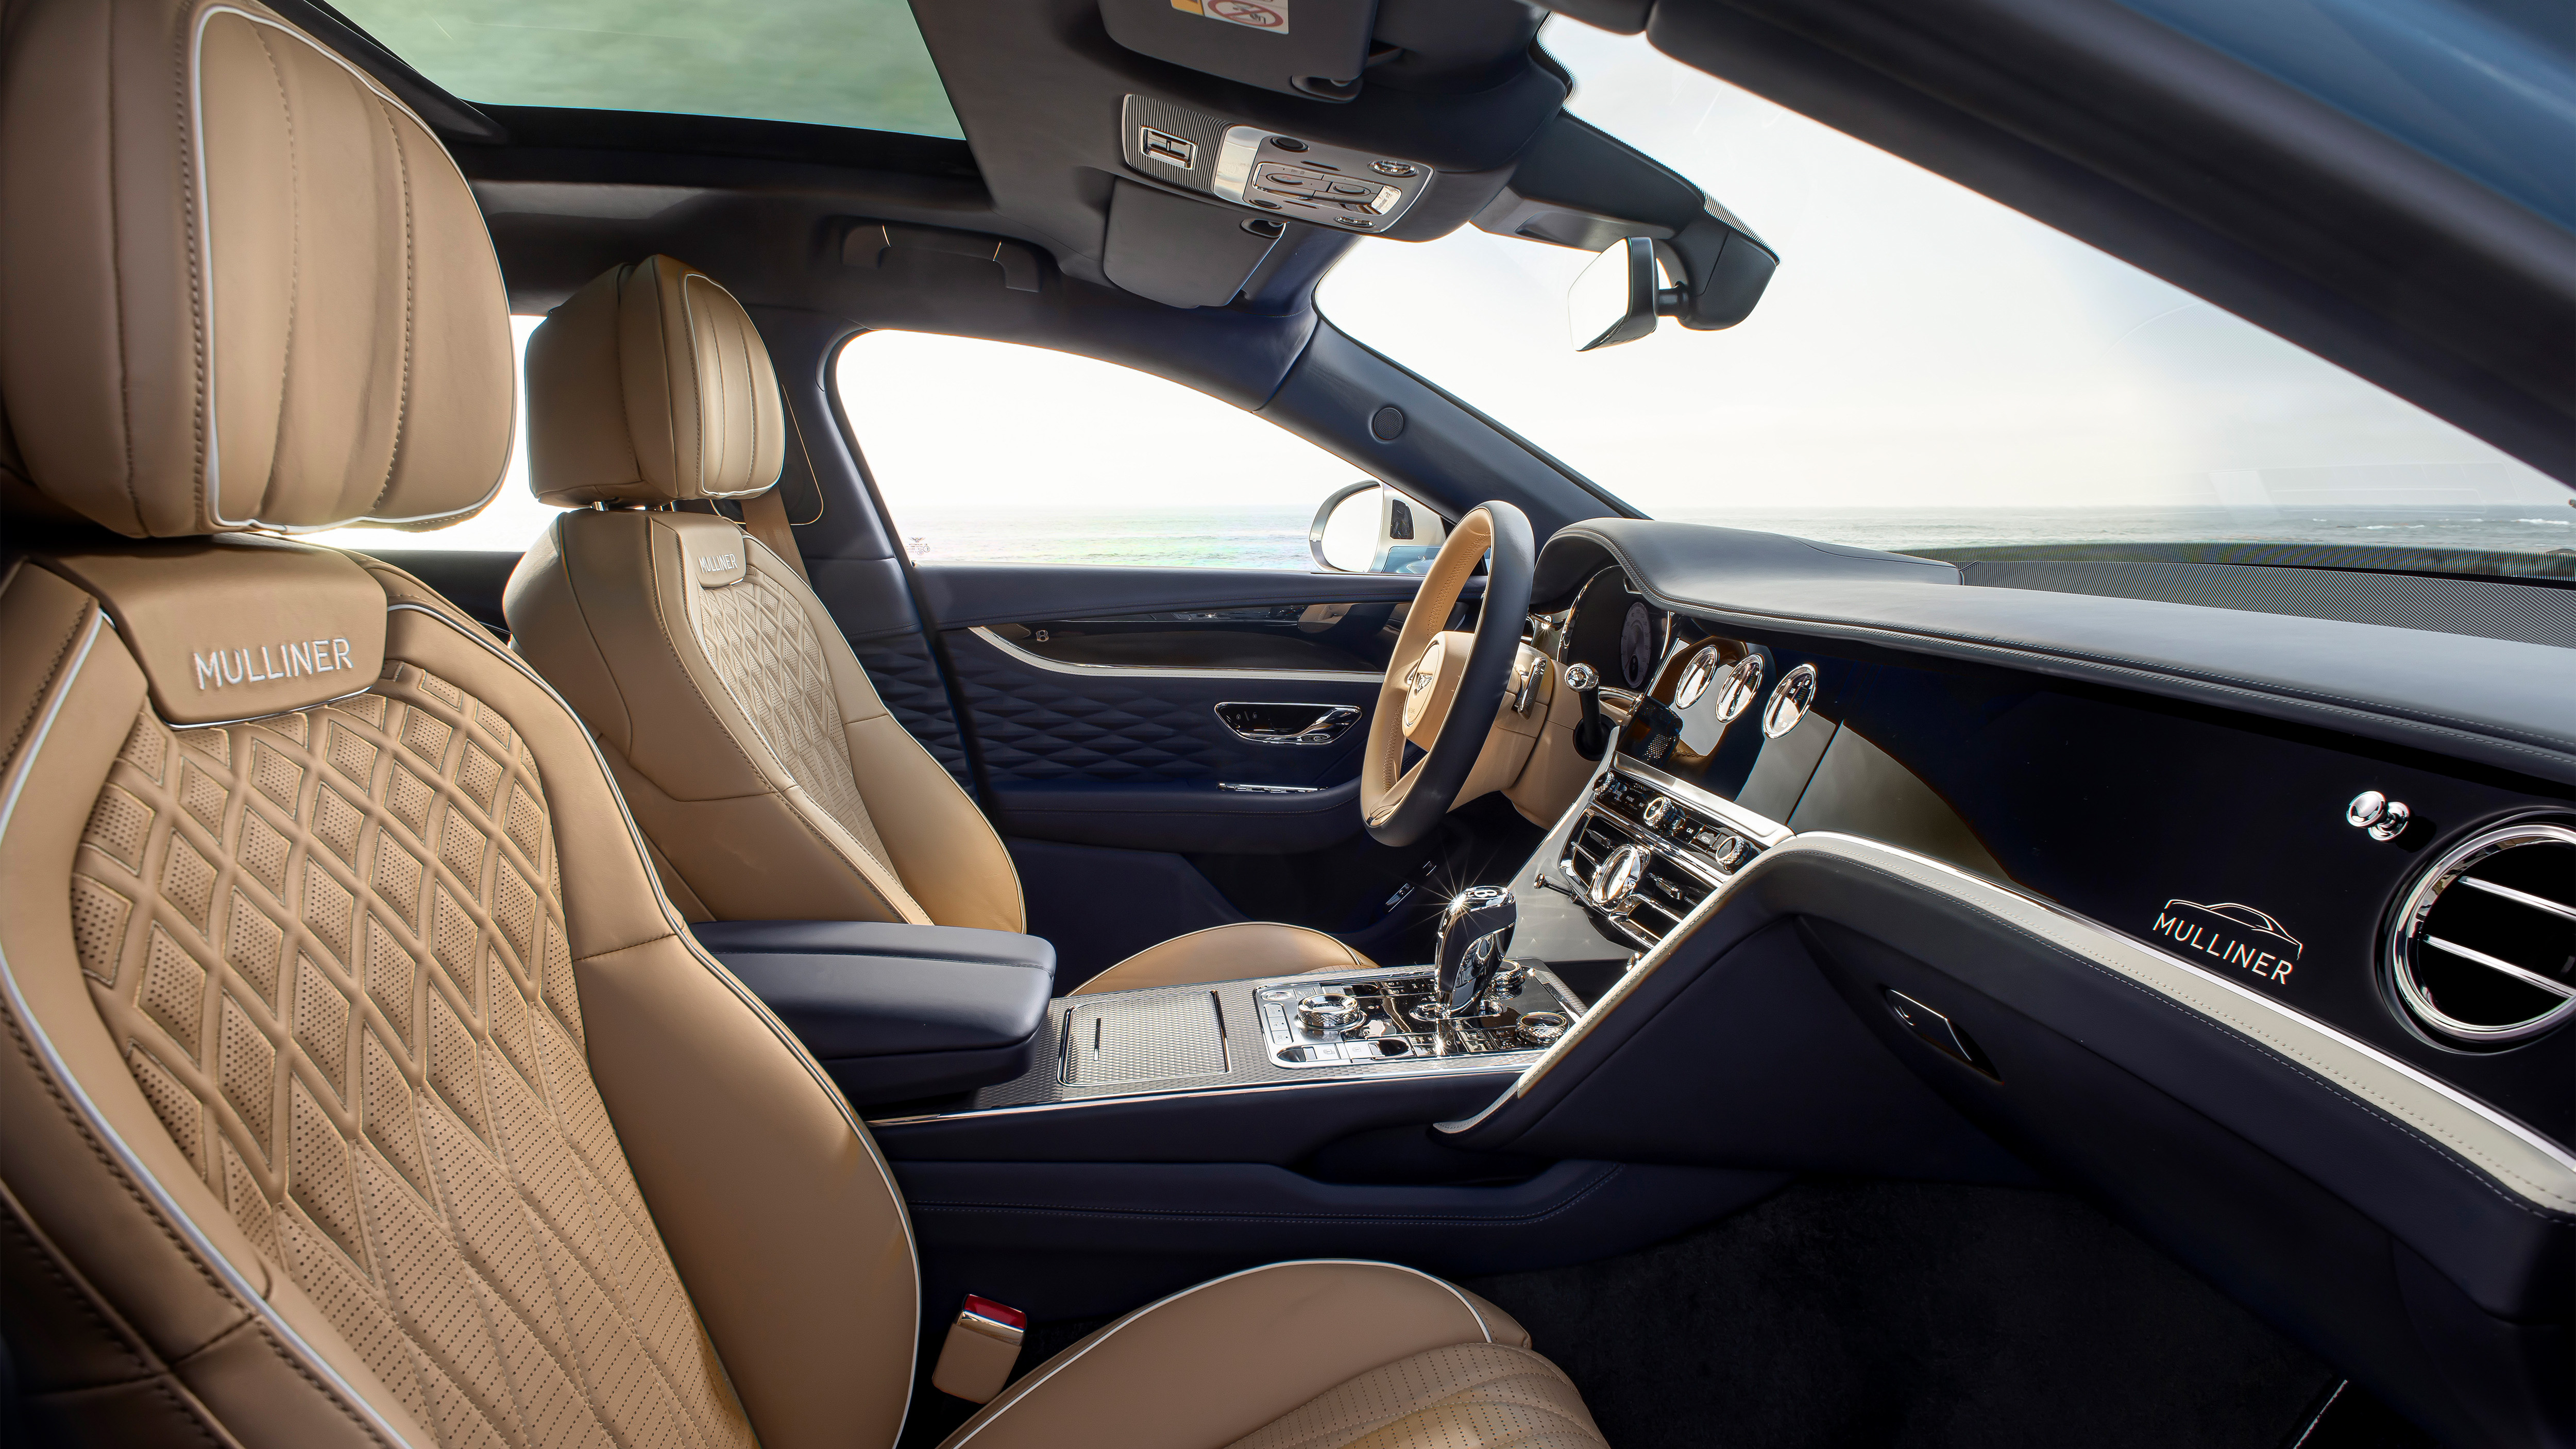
[1568,237,1667,352]
[1311,482,1449,573]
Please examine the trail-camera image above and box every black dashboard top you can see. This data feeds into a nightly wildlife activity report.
[1537,521,2576,787]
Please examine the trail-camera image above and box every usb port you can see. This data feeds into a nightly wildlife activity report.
[1138,126,1197,170]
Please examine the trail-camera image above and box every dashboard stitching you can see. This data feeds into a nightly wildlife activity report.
[1832,857,2576,1222]
[2046,926,2576,1223]
[1564,530,2576,774]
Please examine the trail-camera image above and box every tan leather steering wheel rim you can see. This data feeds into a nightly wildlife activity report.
[1359,501,1536,847]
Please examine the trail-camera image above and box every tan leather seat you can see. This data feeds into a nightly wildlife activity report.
[502,255,1374,995]
[0,3,1607,1446]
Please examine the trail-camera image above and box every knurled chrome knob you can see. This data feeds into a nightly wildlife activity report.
[1296,991,1366,1034]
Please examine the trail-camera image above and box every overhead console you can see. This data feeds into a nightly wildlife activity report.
[1088,0,1776,322]
[1120,95,1432,235]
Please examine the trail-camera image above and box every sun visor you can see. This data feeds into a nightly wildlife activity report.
[42,538,390,726]
[1105,180,1285,308]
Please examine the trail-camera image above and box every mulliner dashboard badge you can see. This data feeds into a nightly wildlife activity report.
[2148,899,2304,987]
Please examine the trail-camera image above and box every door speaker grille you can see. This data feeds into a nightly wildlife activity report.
[2387,820,2576,1047]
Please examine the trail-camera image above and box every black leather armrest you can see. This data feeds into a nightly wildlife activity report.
[690,921,1056,1106]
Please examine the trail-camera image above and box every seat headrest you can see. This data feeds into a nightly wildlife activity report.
[0,0,515,539]
[525,256,785,507]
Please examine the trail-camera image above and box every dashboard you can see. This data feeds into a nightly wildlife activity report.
[1542,559,2572,1139]
[1490,527,2573,1447]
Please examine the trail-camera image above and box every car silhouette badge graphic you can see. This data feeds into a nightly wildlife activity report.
[2149,900,2303,986]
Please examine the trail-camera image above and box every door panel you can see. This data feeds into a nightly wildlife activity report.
[908,562,1522,976]
[915,562,1479,628]
[948,628,1371,784]
[848,630,974,787]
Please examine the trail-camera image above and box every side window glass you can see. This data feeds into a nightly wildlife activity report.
[833,330,1433,571]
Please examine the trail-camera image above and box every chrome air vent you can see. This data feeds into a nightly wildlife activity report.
[2387,820,2576,1047]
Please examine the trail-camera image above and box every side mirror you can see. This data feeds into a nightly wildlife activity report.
[1310,481,1450,573]
[1568,237,1677,352]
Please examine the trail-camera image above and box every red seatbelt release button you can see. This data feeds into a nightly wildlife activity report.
[933,1295,1027,1404]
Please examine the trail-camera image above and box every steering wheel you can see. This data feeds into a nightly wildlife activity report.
[1361,501,1537,847]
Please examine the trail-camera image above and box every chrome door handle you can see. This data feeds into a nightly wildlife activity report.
[1214,702,1362,745]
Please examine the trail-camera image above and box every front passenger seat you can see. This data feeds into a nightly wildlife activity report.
[504,257,1378,995]
[0,4,1609,1446]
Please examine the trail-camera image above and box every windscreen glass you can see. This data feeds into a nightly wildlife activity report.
[1316,21,2572,577]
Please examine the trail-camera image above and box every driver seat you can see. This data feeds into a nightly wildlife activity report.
[502,257,1373,994]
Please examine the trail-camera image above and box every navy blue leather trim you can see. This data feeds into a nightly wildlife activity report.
[991,779,1362,854]
[691,921,1054,1105]
[892,1158,1785,1322]
[944,629,1374,788]
[1455,848,2572,1321]
[916,564,1476,631]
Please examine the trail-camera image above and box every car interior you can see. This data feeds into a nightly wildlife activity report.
[0,1,2568,1447]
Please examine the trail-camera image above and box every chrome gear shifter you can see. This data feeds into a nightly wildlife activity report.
[1433,887,1518,1018]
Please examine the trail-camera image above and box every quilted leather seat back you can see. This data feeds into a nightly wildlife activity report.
[507,263,1025,934]
[0,4,921,1445]
[72,658,763,1449]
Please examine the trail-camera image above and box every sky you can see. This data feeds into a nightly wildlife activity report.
[316,16,2566,554]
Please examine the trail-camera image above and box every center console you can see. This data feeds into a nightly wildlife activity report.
[938,888,1588,1114]
[1553,756,1792,949]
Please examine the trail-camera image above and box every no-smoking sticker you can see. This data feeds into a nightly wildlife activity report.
[1171,0,1291,35]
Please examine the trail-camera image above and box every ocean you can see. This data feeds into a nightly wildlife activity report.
[891,504,2576,572]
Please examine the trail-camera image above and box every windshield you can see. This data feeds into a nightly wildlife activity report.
[1316,22,2572,576]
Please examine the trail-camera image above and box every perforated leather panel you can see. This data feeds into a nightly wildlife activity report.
[69,663,758,1449]
[694,565,897,868]
[1227,1342,1606,1449]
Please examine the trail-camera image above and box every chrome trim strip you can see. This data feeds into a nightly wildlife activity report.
[1444,832,2576,1214]
[1210,125,1263,204]
[965,626,1381,684]
[1610,754,1795,846]
[0,608,427,1449]
[2388,819,2576,1045]
[2455,874,2576,923]
[2425,936,2576,999]
[866,1069,1525,1128]
[1218,782,1320,794]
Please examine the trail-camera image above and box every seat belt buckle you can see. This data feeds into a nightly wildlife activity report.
[931,1294,1027,1404]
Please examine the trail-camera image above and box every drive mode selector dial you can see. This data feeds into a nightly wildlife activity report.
[1588,844,1648,916]
[1296,991,1366,1034]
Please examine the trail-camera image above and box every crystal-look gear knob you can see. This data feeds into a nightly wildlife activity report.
[1434,886,1518,1019]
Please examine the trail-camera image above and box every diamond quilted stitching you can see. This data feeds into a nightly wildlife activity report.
[71,669,756,1449]
[849,634,971,785]
[947,634,1242,782]
[694,568,895,864]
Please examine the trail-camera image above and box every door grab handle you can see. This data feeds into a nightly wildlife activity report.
[1214,702,1361,745]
